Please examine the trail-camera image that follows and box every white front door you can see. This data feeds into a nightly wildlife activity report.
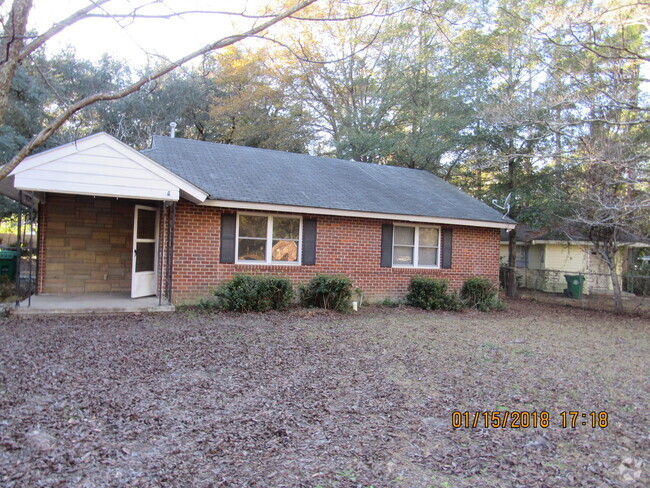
[131,205,159,298]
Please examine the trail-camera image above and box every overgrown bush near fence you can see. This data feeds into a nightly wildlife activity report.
[461,276,504,311]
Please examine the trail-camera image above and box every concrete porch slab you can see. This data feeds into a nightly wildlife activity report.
[13,292,175,315]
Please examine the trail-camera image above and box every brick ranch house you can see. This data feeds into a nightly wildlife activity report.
[3,132,515,305]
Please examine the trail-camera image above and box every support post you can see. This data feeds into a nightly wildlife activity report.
[28,192,34,307]
[15,191,22,306]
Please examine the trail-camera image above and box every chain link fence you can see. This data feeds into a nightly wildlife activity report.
[500,266,650,297]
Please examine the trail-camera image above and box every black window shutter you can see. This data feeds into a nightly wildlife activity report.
[220,213,236,264]
[381,224,393,267]
[441,228,453,269]
[302,218,317,265]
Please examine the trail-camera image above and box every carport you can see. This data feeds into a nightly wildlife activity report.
[0,132,207,313]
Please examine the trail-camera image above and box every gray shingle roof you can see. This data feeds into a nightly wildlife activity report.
[142,136,514,225]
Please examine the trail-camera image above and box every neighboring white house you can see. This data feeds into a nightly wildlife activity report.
[500,228,645,295]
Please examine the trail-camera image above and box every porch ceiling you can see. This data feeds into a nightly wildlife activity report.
[0,175,39,206]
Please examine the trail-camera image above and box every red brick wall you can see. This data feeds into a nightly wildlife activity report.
[171,200,500,304]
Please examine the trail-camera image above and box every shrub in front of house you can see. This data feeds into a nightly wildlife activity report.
[214,274,294,312]
[300,274,352,312]
[406,276,462,311]
[460,276,504,311]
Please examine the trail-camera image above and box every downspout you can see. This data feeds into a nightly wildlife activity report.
[158,202,166,306]
[166,202,176,305]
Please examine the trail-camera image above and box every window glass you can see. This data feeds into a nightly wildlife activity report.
[516,246,528,268]
[135,242,155,272]
[137,209,156,240]
[419,247,438,266]
[238,238,266,261]
[392,225,440,267]
[394,226,415,245]
[237,214,301,263]
[239,215,267,238]
[272,240,298,261]
[273,217,300,240]
[393,246,414,265]
[419,227,439,247]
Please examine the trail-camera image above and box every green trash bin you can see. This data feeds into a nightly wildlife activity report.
[564,274,585,299]
[0,250,17,282]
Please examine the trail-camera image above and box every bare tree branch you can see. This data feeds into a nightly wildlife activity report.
[0,0,318,179]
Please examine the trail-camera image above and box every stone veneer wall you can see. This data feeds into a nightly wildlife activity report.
[38,194,135,294]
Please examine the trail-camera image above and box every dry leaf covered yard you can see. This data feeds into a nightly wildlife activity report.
[0,301,648,487]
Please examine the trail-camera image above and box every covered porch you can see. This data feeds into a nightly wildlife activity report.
[14,292,175,315]
[1,132,208,313]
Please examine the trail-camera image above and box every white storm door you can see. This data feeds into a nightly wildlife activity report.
[131,205,159,298]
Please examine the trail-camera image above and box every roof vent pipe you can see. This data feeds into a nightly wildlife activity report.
[169,121,177,138]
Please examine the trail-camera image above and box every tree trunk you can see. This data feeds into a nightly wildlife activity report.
[608,261,624,314]
[506,228,518,298]
[0,0,34,125]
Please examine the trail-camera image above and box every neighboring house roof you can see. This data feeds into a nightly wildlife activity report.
[500,226,547,243]
[501,225,649,246]
[143,136,514,227]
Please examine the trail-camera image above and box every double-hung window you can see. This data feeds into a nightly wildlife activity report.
[392,224,440,267]
[236,214,301,264]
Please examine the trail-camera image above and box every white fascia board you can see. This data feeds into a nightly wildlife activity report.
[14,182,179,201]
[200,199,517,230]
[533,239,647,248]
[11,132,208,203]
[531,240,592,246]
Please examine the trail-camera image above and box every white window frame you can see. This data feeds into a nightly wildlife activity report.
[235,212,303,265]
[392,223,441,268]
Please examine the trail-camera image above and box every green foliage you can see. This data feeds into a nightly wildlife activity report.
[406,276,462,311]
[623,273,650,297]
[381,297,401,308]
[197,298,220,311]
[214,275,293,312]
[300,274,352,312]
[624,255,650,296]
[461,277,504,312]
[0,275,18,303]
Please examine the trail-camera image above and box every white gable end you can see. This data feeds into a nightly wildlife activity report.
[10,133,207,203]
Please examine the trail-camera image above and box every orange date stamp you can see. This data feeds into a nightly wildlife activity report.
[451,411,609,428]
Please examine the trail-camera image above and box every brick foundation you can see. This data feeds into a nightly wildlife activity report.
[171,201,500,304]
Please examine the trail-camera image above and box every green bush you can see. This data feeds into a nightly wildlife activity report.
[406,276,465,311]
[300,274,352,312]
[381,297,401,308]
[461,276,503,311]
[624,273,650,296]
[442,291,465,312]
[406,276,450,310]
[214,274,293,312]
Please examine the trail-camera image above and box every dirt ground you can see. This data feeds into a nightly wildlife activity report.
[518,290,650,317]
[0,300,648,487]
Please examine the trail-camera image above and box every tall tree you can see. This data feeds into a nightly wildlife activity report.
[0,0,320,178]
[207,47,314,153]
[540,0,649,312]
